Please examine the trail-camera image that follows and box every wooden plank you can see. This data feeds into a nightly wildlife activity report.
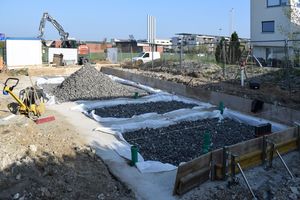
[173,153,211,195]
[267,127,296,144]
[174,128,297,195]
[229,137,263,156]
[214,139,298,179]
[177,167,210,195]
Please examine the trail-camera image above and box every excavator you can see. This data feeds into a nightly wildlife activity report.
[37,12,89,64]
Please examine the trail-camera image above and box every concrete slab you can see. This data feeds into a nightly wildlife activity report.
[49,102,178,200]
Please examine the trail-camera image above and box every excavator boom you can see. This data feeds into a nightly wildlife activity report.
[38,12,72,47]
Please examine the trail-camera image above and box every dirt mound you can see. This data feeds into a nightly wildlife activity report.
[53,63,146,102]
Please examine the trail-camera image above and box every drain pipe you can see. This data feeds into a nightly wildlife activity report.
[130,145,138,166]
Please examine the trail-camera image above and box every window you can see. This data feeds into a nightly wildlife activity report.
[281,0,288,5]
[262,21,275,32]
[143,53,149,58]
[267,0,288,7]
[267,0,280,7]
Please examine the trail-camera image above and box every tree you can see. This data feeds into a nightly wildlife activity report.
[279,0,300,67]
[280,0,300,39]
[215,37,225,63]
[228,31,241,64]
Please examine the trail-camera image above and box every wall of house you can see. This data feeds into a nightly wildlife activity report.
[142,46,163,53]
[86,43,112,53]
[6,38,42,67]
[251,0,291,46]
[48,48,78,64]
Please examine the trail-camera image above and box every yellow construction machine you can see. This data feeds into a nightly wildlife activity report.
[3,78,45,120]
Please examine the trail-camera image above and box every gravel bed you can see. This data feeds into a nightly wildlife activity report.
[93,101,197,118]
[124,118,255,166]
[48,63,148,102]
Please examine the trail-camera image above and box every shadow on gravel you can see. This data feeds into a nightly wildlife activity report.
[0,148,135,200]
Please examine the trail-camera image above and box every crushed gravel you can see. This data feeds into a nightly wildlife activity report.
[51,63,148,102]
[92,101,198,118]
[124,118,255,166]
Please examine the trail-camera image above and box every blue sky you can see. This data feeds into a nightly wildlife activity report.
[0,0,250,41]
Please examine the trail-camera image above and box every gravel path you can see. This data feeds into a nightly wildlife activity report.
[51,63,147,102]
[124,118,255,166]
[93,101,197,118]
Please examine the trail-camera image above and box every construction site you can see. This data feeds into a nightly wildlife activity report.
[1,4,300,200]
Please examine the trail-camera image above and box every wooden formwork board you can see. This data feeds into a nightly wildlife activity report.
[173,153,211,195]
[173,127,299,196]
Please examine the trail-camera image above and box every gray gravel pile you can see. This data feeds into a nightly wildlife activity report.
[93,101,197,118]
[124,118,255,166]
[52,63,147,102]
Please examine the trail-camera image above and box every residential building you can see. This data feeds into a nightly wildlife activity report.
[112,39,164,53]
[172,33,230,54]
[154,39,172,51]
[251,0,300,64]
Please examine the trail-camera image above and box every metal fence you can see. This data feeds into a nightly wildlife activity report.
[107,39,300,67]
[104,39,300,111]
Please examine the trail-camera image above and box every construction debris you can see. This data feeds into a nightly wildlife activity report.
[124,118,255,165]
[93,101,197,118]
[52,63,147,102]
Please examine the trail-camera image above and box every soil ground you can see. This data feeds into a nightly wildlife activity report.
[0,73,135,200]
[1,69,299,200]
[121,61,300,110]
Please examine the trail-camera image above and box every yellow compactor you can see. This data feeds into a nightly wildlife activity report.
[3,78,45,120]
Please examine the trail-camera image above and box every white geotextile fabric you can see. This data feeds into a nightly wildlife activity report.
[37,76,288,173]
[92,109,222,133]
[108,75,162,94]
[36,77,65,86]
[36,77,65,105]
[85,100,287,173]
[223,108,288,132]
[72,92,212,112]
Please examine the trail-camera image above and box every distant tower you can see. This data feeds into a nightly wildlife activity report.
[229,8,234,36]
[147,15,156,43]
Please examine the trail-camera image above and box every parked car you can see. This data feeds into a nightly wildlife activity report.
[132,51,161,64]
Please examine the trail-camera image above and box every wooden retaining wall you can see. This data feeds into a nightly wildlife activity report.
[100,67,300,195]
[101,67,300,126]
[173,127,299,195]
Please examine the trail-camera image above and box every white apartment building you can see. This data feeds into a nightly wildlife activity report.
[251,0,300,62]
[172,34,217,53]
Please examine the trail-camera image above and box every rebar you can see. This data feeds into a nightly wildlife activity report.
[275,150,294,180]
[236,163,257,199]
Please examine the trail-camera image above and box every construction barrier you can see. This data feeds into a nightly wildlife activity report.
[173,127,299,195]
